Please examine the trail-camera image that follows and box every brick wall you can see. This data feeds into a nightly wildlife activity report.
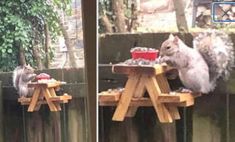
[50,0,84,68]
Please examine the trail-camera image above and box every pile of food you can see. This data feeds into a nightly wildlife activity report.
[36,73,60,83]
[122,47,160,65]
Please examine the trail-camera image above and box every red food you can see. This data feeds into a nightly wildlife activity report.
[131,50,159,60]
[36,73,51,80]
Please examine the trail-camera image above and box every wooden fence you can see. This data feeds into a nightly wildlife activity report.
[99,33,235,142]
[0,68,88,142]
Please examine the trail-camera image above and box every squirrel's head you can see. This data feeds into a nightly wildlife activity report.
[160,34,180,56]
[22,64,35,74]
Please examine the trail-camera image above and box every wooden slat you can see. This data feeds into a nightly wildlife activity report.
[156,74,171,93]
[167,104,181,120]
[33,91,44,111]
[49,88,61,111]
[28,88,41,112]
[18,97,32,103]
[160,93,196,107]
[98,91,196,106]
[43,88,58,111]
[20,100,69,105]
[98,91,121,102]
[175,100,194,107]
[144,76,173,123]
[126,75,146,117]
[159,93,194,103]
[18,95,71,105]
[28,81,65,88]
[99,98,193,107]
[47,82,64,88]
[112,74,141,121]
[156,73,180,120]
[112,65,156,75]
[112,64,174,76]
[154,64,175,75]
[49,95,72,101]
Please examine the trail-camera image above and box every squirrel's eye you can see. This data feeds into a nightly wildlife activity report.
[166,46,171,49]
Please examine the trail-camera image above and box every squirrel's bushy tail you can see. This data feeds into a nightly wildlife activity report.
[193,30,234,88]
[13,66,23,90]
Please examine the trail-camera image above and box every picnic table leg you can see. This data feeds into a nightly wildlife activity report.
[49,88,62,111]
[126,75,146,117]
[167,104,180,120]
[28,88,41,112]
[43,88,58,111]
[112,74,141,121]
[144,76,173,123]
[34,91,44,111]
[156,74,180,120]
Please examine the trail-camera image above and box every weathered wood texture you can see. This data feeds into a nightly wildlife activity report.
[99,33,235,142]
[0,68,88,142]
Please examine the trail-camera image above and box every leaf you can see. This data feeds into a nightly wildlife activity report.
[7,48,12,53]
[1,48,6,53]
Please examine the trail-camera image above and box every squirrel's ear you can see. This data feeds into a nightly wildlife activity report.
[169,34,174,40]
[173,36,179,44]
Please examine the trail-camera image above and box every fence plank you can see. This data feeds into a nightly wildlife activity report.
[68,98,88,142]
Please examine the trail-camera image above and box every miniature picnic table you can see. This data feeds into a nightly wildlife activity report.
[99,64,200,123]
[18,81,72,112]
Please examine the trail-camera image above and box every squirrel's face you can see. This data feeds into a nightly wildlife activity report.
[23,64,35,74]
[160,34,179,56]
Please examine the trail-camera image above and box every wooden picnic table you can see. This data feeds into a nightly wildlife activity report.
[18,81,72,112]
[99,64,200,123]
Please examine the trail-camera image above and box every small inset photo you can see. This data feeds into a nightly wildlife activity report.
[0,0,95,142]
[212,1,235,22]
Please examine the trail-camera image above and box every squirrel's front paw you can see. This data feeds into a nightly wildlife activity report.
[176,87,192,93]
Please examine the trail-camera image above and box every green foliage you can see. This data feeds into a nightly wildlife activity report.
[0,0,71,72]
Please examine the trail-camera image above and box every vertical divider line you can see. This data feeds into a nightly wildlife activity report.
[226,93,230,142]
[100,107,105,142]
[62,103,67,142]
[183,107,187,142]
[22,105,27,142]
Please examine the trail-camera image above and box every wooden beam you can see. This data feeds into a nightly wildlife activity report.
[159,93,194,103]
[156,73,180,120]
[49,95,72,101]
[112,74,141,121]
[28,88,41,112]
[99,97,195,107]
[98,91,121,102]
[43,89,58,111]
[112,64,174,75]
[48,88,62,111]
[126,75,146,117]
[28,82,64,88]
[19,100,69,105]
[144,76,173,123]
[99,91,196,107]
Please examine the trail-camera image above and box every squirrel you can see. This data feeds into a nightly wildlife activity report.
[13,64,37,97]
[159,30,234,94]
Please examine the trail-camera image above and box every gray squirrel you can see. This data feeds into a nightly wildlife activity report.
[159,30,234,94]
[13,64,37,97]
